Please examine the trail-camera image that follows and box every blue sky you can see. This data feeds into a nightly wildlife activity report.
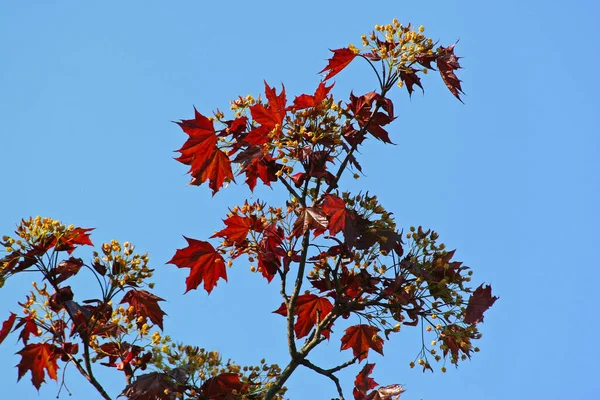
[1,1,598,399]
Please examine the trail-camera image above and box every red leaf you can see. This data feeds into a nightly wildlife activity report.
[16,315,41,345]
[399,69,423,97]
[16,343,59,390]
[292,81,334,110]
[291,207,328,238]
[190,149,234,194]
[175,108,217,166]
[121,372,180,400]
[353,363,378,400]
[212,215,252,244]
[273,294,333,339]
[52,257,84,284]
[175,109,233,194]
[200,373,248,400]
[167,237,227,293]
[322,194,357,242]
[49,228,94,254]
[120,290,166,330]
[250,82,286,131]
[0,312,16,345]
[464,284,498,324]
[436,43,464,102]
[340,324,384,361]
[320,48,358,81]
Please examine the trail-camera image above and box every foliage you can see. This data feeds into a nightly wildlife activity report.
[0,19,496,400]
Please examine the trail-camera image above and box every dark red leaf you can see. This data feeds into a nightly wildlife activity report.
[399,69,423,97]
[120,372,180,400]
[52,257,84,284]
[120,290,166,330]
[436,43,464,102]
[353,363,378,400]
[167,237,227,293]
[200,373,248,400]
[0,312,16,345]
[464,284,498,324]
[291,207,328,238]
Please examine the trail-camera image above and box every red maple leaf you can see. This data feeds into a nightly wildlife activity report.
[273,294,334,339]
[167,237,227,293]
[0,312,16,345]
[353,363,378,400]
[15,315,41,345]
[322,194,357,242]
[436,43,464,102]
[340,324,384,361]
[292,81,334,110]
[399,68,423,97]
[51,257,84,284]
[189,149,234,194]
[347,92,395,143]
[56,228,94,253]
[175,108,218,166]
[464,284,497,324]
[320,48,358,81]
[212,215,253,244]
[291,207,328,238]
[250,82,287,131]
[16,343,59,390]
[200,373,248,400]
[121,372,180,400]
[175,109,233,194]
[120,290,166,330]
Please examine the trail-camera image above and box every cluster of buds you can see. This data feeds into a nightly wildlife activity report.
[93,240,154,288]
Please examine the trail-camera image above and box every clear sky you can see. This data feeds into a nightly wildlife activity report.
[1,1,598,399]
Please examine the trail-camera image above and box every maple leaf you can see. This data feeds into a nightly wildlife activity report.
[273,294,334,339]
[175,108,234,194]
[0,312,16,345]
[347,92,395,143]
[200,372,248,400]
[16,343,59,390]
[15,315,41,345]
[120,372,180,400]
[120,290,166,330]
[353,363,378,400]
[168,237,227,294]
[190,148,234,195]
[291,207,328,238]
[436,43,464,102]
[320,48,358,81]
[322,194,357,243]
[340,324,384,361]
[51,257,84,284]
[175,108,218,166]
[250,82,287,131]
[364,384,405,400]
[399,69,423,97]
[292,81,334,110]
[464,284,498,324]
[55,227,94,253]
[212,215,253,244]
